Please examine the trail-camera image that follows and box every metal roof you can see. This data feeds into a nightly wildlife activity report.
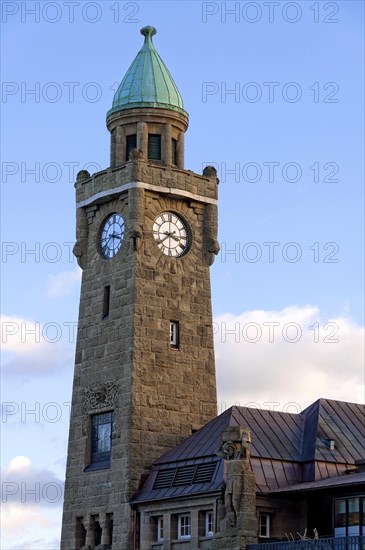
[107,26,187,120]
[132,399,365,503]
[270,471,365,494]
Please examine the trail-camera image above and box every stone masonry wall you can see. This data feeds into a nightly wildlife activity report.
[61,157,219,549]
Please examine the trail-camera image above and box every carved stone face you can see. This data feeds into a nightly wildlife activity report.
[224,442,237,459]
[95,384,106,403]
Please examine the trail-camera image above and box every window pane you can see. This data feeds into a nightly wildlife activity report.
[97,423,111,452]
[259,513,269,537]
[126,134,137,160]
[206,511,214,536]
[91,412,113,464]
[348,498,360,526]
[148,134,161,160]
[157,517,163,541]
[179,515,191,538]
[170,321,179,347]
[335,500,347,527]
[172,139,177,165]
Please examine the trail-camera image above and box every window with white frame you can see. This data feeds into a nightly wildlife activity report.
[259,513,270,538]
[170,321,179,348]
[178,514,191,539]
[157,516,163,542]
[205,511,214,536]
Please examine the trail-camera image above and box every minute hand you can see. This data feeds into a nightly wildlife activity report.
[169,233,180,242]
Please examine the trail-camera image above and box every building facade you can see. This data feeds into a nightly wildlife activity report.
[132,399,365,549]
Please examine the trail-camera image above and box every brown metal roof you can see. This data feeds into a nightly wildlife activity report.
[132,398,365,503]
[270,471,365,493]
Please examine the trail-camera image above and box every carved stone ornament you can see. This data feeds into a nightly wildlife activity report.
[203,165,218,178]
[215,426,252,530]
[129,148,144,161]
[83,382,118,413]
[73,239,88,269]
[128,223,143,251]
[76,169,91,182]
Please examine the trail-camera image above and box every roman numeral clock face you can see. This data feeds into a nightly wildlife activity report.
[153,212,189,257]
[100,213,125,259]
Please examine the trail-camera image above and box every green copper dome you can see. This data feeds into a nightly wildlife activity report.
[107,26,187,119]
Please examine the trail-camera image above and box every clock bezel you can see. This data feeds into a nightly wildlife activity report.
[153,211,191,258]
[99,212,125,260]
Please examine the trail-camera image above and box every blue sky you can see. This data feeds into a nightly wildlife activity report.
[1,1,364,547]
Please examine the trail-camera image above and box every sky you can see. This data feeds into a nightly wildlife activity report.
[1,1,364,547]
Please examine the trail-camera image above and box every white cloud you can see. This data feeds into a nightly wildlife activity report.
[7,538,60,550]
[7,456,32,472]
[1,504,60,548]
[214,305,364,412]
[46,267,81,299]
[1,457,62,549]
[1,456,64,507]
[1,315,74,377]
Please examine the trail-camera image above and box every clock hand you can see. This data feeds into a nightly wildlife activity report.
[104,235,113,245]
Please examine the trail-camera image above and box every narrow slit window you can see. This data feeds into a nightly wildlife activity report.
[148,134,161,160]
[170,321,179,348]
[205,511,214,537]
[157,517,163,542]
[172,138,177,165]
[102,285,110,319]
[126,134,137,160]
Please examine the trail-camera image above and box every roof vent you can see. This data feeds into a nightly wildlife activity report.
[153,462,217,490]
[325,438,335,450]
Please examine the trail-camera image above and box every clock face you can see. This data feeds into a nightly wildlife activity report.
[153,212,189,257]
[100,213,125,259]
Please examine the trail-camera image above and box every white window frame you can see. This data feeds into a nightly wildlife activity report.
[205,510,214,537]
[259,513,270,538]
[178,514,191,539]
[170,321,179,348]
[157,516,163,542]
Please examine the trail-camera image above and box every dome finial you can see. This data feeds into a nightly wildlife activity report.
[107,25,187,119]
[140,26,157,40]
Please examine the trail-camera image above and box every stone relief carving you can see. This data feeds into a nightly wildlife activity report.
[82,383,118,436]
[83,382,118,412]
[204,195,220,266]
[73,193,89,270]
[216,426,252,530]
[128,186,144,251]
[129,148,144,161]
[76,169,91,182]
[73,240,87,269]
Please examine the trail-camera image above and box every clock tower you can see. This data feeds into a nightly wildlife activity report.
[61,26,219,549]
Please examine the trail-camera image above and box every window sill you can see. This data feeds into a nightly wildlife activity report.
[84,461,111,472]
